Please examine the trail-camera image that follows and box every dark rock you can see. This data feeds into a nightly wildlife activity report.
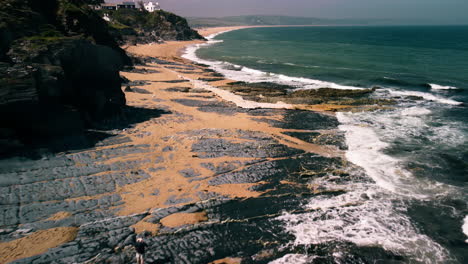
[162,146,173,152]
[221,82,394,107]
[200,161,243,175]
[172,99,241,115]
[179,168,202,178]
[192,137,303,159]
[254,110,339,130]
[126,80,151,86]
[290,88,374,98]
[122,67,160,74]
[129,88,152,94]
[282,131,347,150]
[224,82,290,97]
[156,79,190,83]
[121,75,130,84]
[165,195,193,205]
[166,87,191,93]
[165,66,197,71]
[209,72,224,77]
[208,159,291,185]
[198,77,224,82]
[194,63,209,68]
[405,95,424,101]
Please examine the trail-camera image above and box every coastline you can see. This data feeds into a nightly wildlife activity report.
[124,26,251,59]
[125,26,358,112]
[1,25,464,263]
[0,26,347,263]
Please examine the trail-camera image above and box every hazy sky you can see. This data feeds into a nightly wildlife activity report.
[110,0,468,24]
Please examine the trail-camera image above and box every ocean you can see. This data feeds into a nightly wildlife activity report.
[183,26,468,263]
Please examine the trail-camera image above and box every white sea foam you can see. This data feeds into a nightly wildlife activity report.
[336,112,455,199]
[277,187,451,263]
[386,89,463,105]
[400,107,432,116]
[182,31,364,91]
[429,83,458,90]
[269,254,317,264]
[183,77,292,109]
[277,173,451,262]
[463,216,468,243]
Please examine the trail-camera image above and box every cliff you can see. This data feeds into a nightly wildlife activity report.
[105,8,205,44]
[0,0,130,155]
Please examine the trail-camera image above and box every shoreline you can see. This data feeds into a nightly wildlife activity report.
[1,25,463,264]
[126,26,361,113]
[0,26,347,263]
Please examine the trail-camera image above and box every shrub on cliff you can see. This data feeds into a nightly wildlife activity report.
[106,8,205,43]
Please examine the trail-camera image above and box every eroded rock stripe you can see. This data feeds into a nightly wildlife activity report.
[0,49,352,263]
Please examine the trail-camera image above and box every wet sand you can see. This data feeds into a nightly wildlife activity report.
[0,26,347,263]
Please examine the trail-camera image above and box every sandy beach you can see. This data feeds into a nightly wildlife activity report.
[124,26,250,60]
[118,26,339,215]
[0,26,346,263]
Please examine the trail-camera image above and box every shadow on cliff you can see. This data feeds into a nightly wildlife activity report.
[0,106,171,160]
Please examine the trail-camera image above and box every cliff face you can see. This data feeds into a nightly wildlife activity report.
[0,0,130,155]
[106,9,205,44]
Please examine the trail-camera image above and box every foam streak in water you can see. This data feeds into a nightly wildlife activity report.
[429,83,458,90]
[182,31,364,91]
[269,254,317,264]
[181,76,292,109]
[386,89,463,105]
[463,216,468,243]
[336,112,454,199]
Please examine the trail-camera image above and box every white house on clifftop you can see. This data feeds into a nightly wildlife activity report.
[144,1,160,12]
[95,1,161,12]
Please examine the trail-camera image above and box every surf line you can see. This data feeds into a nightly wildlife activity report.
[178,74,293,109]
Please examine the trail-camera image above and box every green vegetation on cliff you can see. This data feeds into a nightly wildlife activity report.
[105,8,204,43]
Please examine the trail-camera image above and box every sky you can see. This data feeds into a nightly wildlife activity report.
[109,0,468,24]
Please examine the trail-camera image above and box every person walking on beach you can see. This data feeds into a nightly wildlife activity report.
[135,237,148,264]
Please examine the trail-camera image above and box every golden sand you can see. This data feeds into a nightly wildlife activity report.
[209,257,243,264]
[131,218,160,235]
[0,227,78,264]
[44,211,72,222]
[160,212,208,228]
[111,26,343,216]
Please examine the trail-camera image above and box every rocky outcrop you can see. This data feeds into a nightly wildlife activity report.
[0,0,131,156]
[222,81,396,107]
[106,9,205,44]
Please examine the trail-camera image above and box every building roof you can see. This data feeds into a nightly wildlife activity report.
[120,2,136,5]
[101,3,117,6]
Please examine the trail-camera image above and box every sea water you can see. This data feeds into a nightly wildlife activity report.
[184,26,468,263]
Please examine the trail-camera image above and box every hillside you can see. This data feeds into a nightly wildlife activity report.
[105,8,205,44]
